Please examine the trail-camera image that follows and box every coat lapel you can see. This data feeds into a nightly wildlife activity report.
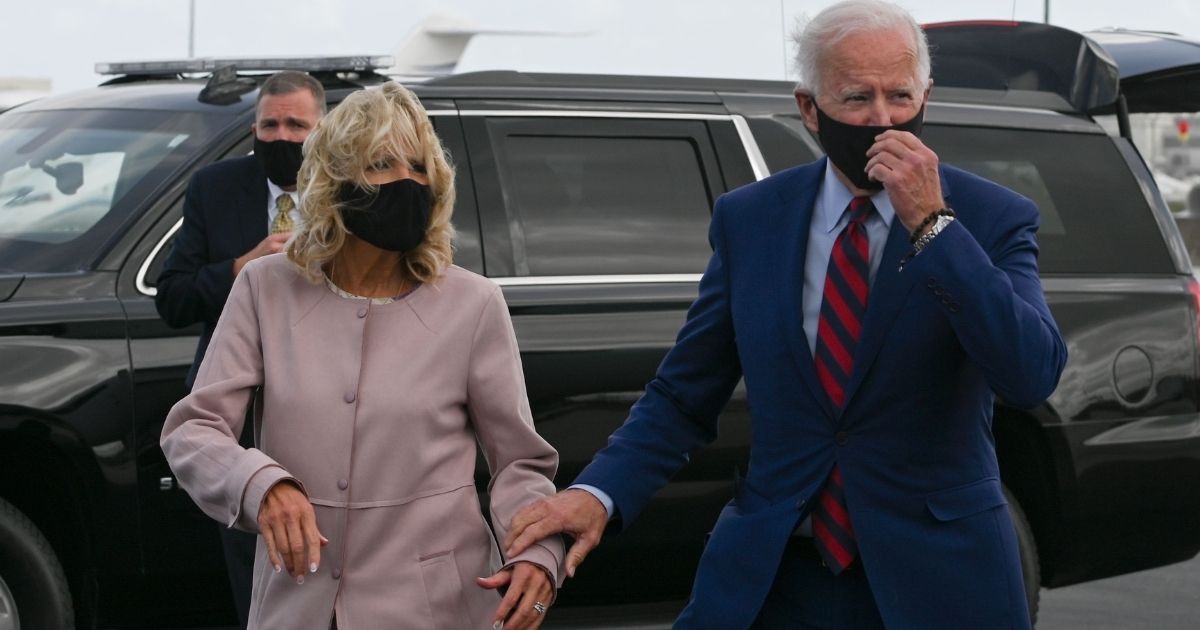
[770,160,837,422]
[235,156,269,251]
[840,168,954,410]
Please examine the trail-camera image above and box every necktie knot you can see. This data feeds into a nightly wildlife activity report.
[847,196,873,226]
[271,194,295,234]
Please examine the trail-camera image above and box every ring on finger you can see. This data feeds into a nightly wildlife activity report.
[533,601,547,615]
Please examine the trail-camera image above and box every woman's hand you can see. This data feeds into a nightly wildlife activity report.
[476,561,554,629]
[258,480,326,582]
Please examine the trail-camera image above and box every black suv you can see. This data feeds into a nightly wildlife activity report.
[1,22,1199,628]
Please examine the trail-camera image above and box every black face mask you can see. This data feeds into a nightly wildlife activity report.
[337,179,433,253]
[254,137,305,188]
[815,105,925,191]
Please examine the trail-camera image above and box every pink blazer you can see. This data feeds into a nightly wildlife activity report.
[162,254,564,629]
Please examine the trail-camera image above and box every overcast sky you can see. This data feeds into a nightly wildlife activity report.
[2,0,1197,94]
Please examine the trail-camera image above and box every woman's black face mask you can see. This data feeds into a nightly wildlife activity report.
[337,178,433,253]
[254,137,305,188]
[814,105,926,191]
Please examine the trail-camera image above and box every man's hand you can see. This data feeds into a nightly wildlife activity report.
[476,561,555,630]
[504,489,608,578]
[233,232,290,276]
[865,129,944,233]
[258,480,326,582]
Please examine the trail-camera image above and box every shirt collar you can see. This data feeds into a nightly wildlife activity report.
[818,159,896,234]
[266,178,297,204]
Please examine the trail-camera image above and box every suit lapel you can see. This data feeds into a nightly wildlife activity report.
[770,160,837,422]
[235,156,269,251]
[840,168,954,410]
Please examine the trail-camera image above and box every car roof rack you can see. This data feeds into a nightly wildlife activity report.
[923,21,1121,115]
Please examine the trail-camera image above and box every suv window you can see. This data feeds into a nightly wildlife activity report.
[0,108,227,273]
[925,125,1174,274]
[479,117,723,276]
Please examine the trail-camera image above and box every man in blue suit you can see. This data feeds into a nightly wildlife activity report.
[155,71,324,628]
[506,1,1067,628]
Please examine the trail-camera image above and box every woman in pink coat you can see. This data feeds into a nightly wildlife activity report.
[161,82,563,629]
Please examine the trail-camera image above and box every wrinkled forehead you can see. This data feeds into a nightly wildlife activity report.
[821,27,923,90]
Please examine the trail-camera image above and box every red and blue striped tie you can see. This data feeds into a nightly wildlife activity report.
[811,196,872,573]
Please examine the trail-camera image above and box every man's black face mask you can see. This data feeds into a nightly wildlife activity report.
[814,105,925,191]
[254,137,305,188]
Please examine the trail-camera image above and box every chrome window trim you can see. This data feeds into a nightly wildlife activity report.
[135,217,183,297]
[731,115,769,181]
[494,274,702,287]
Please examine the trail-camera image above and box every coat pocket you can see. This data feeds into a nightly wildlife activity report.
[926,477,1007,522]
[419,549,472,629]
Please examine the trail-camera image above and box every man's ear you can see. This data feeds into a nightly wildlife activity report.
[794,89,819,134]
[250,123,258,139]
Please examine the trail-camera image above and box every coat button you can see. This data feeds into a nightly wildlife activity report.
[835,431,849,446]
[357,307,368,318]
[344,392,355,404]
[338,479,348,490]
[332,568,342,580]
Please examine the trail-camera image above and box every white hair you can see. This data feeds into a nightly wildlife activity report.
[791,0,931,96]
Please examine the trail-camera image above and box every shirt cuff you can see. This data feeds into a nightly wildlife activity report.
[568,484,614,521]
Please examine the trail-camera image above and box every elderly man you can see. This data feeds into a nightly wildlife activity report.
[155,70,325,628]
[504,1,1066,628]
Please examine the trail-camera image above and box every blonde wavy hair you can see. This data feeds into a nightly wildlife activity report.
[287,82,456,284]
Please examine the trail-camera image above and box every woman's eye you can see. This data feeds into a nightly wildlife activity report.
[369,158,393,171]
[410,162,427,174]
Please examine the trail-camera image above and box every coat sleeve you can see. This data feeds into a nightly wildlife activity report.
[907,193,1067,408]
[155,169,240,328]
[160,262,295,531]
[466,286,565,587]
[572,193,744,528]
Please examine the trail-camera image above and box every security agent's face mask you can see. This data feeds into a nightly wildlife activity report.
[814,105,926,191]
[337,178,433,253]
[254,137,305,188]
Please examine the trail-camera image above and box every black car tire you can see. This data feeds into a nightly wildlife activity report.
[1003,485,1040,625]
[0,497,74,630]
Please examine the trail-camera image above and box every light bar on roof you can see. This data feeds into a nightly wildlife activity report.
[96,55,394,76]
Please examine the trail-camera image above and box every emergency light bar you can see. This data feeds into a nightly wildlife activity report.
[96,55,394,76]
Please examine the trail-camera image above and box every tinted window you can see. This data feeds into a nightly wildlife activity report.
[484,118,720,276]
[924,125,1173,274]
[0,108,229,273]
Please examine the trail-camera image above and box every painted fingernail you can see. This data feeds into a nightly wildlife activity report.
[273,563,282,573]
[493,621,502,630]
[297,575,305,585]
[310,562,318,574]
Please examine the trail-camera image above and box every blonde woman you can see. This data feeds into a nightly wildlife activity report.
[161,82,563,629]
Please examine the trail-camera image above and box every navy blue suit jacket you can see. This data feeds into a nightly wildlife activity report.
[574,159,1067,629]
[156,155,268,388]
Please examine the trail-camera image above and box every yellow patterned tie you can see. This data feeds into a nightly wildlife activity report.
[271,194,295,234]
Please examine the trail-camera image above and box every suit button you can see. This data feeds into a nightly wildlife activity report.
[835,431,849,446]
[949,303,961,313]
[332,568,342,580]
[344,392,355,404]
[926,279,937,289]
[338,479,348,490]
[357,307,368,318]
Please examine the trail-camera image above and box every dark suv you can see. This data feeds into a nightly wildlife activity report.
[1,23,1199,628]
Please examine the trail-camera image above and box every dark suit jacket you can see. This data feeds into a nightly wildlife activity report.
[156,155,268,388]
[574,158,1067,629]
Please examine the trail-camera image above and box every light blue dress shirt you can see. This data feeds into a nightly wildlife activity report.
[572,162,897,521]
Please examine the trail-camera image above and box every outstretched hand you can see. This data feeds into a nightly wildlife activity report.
[504,488,608,579]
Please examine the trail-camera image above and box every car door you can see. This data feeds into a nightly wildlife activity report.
[459,103,759,605]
